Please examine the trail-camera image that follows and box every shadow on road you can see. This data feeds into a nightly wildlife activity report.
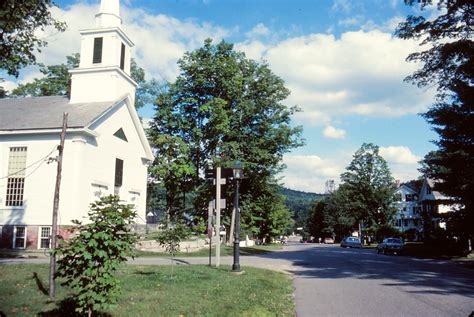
[250,243,474,298]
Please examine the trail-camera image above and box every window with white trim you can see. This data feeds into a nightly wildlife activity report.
[39,227,51,249]
[13,226,26,249]
[5,147,27,206]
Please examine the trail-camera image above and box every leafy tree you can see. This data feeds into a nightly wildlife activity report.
[340,143,397,233]
[306,188,358,242]
[149,39,303,238]
[0,0,66,77]
[10,53,151,109]
[11,53,79,96]
[156,220,190,277]
[53,196,138,317]
[396,0,474,241]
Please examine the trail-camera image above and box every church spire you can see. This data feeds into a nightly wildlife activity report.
[69,0,136,104]
[95,0,121,28]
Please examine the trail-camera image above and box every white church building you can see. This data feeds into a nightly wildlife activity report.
[0,0,153,250]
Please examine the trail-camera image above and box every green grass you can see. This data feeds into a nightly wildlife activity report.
[135,243,283,257]
[0,264,294,317]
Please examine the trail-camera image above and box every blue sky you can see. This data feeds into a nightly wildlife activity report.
[3,0,440,192]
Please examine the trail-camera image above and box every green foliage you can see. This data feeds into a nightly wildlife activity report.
[11,53,79,96]
[148,39,303,237]
[53,195,138,316]
[156,221,190,258]
[280,187,325,230]
[306,144,397,241]
[396,0,474,238]
[375,224,401,242]
[0,0,66,77]
[242,184,294,242]
[340,143,397,227]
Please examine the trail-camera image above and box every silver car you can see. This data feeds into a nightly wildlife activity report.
[376,237,404,255]
[340,236,362,248]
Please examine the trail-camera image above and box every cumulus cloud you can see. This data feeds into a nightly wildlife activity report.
[379,146,422,183]
[281,146,423,193]
[323,125,346,139]
[281,155,345,192]
[245,23,270,39]
[14,2,231,84]
[380,146,420,165]
[238,30,434,127]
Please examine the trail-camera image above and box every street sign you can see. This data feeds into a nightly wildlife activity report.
[205,168,215,179]
[211,199,226,209]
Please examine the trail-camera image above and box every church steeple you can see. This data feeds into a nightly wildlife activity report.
[69,0,137,104]
[96,0,121,28]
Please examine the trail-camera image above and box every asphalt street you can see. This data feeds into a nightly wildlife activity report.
[2,242,473,317]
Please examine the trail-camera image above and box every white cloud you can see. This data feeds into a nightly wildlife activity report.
[323,125,346,139]
[281,146,423,192]
[238,30,435,127]
[245,23,270,39]
[331,0,353,13]
[380,146,420,165]
[380,146,422,183]
[281,154,345,192]
[338,17,362,27]
[14,2,231,84]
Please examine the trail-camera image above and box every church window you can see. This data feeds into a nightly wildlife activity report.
[120,43,126,70]
[5,147,27,206]
[113,128,128,142]
[115,158,124,188]
[93,37,103,64]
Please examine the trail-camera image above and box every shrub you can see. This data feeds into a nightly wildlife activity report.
[53,195,138,317]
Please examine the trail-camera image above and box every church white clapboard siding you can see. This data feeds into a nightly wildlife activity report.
[0,0,153,250]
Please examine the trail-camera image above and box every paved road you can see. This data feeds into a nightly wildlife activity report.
[2,242,473,317]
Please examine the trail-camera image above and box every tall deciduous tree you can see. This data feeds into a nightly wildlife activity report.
[396,0,474,240]
[148,39,303,239]
[11,53,79,97]
[0,0,66,77]
[340,143,396,229]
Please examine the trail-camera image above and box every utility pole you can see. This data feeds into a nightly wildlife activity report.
[49,112,68,299]
[215,167,221,267]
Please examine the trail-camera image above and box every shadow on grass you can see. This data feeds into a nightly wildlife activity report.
[33,272,48,296]
[38,297,112,317]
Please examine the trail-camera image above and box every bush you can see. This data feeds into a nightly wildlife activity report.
[53,195,138,317]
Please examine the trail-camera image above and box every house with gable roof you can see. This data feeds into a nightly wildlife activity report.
[393,182,423,240]
[0,0,153,250]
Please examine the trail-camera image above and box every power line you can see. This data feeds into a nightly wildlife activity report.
[0,145,58,180]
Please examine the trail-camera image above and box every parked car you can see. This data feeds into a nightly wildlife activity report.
[323,237,334,244]
[340,236,362,248]
[376,237,404,255]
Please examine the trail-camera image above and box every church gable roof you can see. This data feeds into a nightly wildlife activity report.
[0,96,115,131]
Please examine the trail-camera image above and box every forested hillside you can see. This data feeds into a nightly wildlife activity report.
[280,187,326,229]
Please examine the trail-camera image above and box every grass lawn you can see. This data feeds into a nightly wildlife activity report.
[0,264,294,317]
[135,243,283,257]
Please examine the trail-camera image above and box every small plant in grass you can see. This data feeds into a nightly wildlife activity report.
[156,220,190,276]
[53,195,138,317]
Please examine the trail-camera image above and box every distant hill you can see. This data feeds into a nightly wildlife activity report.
[279,187,326,227]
